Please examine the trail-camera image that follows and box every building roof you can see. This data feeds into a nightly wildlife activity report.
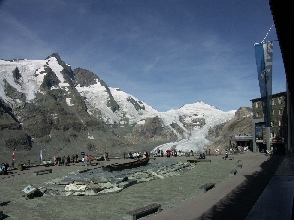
[250,91,286,102]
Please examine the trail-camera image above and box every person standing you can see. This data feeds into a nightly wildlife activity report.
[12,151,15,168]
[1,163,5,175]
[67,155,70,165]
[85,155,88,166]
[88,155,92,165]
[40,150,43,165]
[75,153,78,163]
[81,156,85,166]
[224,151,228,160]
[4,162,9,175]
[62,156,65,166]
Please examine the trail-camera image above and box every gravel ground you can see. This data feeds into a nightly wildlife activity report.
[0,152,283,220]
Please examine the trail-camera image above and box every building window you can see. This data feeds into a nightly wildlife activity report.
[255,102,259,108]
[256,112,259,117]
[279,108,283,115]
[272,109,274,115]
[279,120,282,126]
[271,99,275,105]
[271,121,274,127]
[271,132,275,138]
[278,97,283,104]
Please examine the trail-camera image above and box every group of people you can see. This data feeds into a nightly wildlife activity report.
[154,149,182,157]
[155,149,164,157]
[53,153,79,166]
[0,162,9,175]
[166,149,178,158]
[198,153,206,159]
[127,151,149,159]
[205,149,211,156]
[81,154,93,166]
[153,149,213,158]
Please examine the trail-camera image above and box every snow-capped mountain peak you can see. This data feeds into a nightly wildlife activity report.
[0,54,236,158]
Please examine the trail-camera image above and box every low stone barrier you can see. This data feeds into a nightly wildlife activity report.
[187,160,197,164]
[200,183,215,192]
[126,203,161,220]
[196,159,211,162]
[33,169,52,176]
[229,169,237,175]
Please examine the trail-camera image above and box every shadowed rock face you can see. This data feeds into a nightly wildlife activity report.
[206,107,253,152]
[125,116,176,145]
[74,68,119,113]
[0,98,31,151]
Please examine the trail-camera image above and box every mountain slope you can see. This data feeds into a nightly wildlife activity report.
[0,54,237,162]
[0,55,128,161]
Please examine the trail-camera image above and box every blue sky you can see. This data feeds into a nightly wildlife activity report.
[0,0,285,112]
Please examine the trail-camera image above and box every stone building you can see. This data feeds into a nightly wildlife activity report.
[251,92,287,153]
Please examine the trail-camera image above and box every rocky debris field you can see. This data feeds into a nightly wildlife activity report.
[43,161,196,196]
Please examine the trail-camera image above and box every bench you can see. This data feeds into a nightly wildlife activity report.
[200,183,215,192]
[126,203,161,220]
[33,169,52,176]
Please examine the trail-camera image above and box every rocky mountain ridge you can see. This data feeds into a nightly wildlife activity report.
[0,54,246,162]
[206,107,253,152]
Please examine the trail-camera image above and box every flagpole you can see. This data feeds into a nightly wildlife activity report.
[264,74,271,151]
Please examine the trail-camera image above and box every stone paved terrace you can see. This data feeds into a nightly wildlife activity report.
[246,151,294,220]
[0,152,275,219]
